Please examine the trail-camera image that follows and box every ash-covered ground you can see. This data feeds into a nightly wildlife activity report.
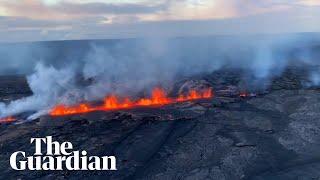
[0,67,320,180]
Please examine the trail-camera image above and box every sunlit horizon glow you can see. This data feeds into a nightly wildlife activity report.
[0,0,319,42]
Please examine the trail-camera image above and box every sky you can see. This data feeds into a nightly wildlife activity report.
[0,0,320,42]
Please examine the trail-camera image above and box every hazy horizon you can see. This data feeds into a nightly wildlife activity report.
[0,0,320,42]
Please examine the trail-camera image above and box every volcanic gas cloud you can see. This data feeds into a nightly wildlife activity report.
[50,87,213,116]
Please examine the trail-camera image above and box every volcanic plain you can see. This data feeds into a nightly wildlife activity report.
[0,67,320,180]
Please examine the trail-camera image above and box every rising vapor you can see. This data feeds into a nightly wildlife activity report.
[0,34,319,119]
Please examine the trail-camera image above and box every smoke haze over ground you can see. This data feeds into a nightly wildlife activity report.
[0,33,320,119]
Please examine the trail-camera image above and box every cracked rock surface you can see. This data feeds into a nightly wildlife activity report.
[1,68,320,180]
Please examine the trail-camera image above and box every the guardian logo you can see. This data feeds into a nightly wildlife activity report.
[10,136,117,171]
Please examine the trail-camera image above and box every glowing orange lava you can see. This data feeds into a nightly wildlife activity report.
[50,87,213,116]
[240,93,249,97]
[0,116,15,123]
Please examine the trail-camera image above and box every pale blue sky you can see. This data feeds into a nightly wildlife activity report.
[0,0,319,42]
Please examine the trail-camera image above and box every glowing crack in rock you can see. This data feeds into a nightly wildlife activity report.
[50,87,213,116]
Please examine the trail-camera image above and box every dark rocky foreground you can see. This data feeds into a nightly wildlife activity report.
[1,68,320,180]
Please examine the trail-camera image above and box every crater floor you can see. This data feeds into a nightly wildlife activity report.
[0,68,320,180]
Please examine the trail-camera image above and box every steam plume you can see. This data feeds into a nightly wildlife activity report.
[0,34,319,119]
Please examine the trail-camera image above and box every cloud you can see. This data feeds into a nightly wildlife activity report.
[58,2,166,15]
[299,0,320,6]
[0,0,166,21]
[0,0,319,42]
[0,16,68,29]
[0,0,298,22]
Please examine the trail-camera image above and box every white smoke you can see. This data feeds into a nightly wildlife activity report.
[0,63,78,119]
[0,34,319,119]
[310,71,320,86]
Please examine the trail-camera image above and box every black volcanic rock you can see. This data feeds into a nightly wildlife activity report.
[1,68,320,179]
[0,76,32,102]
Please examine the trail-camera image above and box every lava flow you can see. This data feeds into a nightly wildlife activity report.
[50,87,213,116]
[240,92,257,97]
[0,116,15,123]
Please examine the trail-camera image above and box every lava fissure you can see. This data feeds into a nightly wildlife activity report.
[50,87,213,116]
[0,116,15,123]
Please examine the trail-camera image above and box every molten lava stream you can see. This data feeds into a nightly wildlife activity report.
[240,93,249,97]
[50,87,213,116]
[0,116,15,123]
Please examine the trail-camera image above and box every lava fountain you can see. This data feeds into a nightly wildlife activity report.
[50,87,213,116]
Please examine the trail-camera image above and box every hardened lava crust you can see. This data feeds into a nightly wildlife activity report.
[1,67,320,180]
